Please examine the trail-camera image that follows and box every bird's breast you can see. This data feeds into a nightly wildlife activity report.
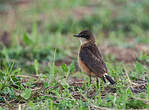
[78,50,96,77]
[78,55,90,73]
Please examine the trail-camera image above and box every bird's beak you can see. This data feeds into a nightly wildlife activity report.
[73,34,80,37]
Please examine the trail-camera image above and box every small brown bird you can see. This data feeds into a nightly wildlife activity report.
[74,30,115,85]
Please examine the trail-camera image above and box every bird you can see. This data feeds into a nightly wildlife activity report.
[73,30,115,86]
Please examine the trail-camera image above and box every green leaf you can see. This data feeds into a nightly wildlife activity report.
[49,99,53,110]
[29,101,34,107]
[43,82,49,88]
[0,71,4,80]
[126,99,148,109]
[34,59,39,75]
[3,87,14,96]
[69,62,75,73]
[61,64,68,72]
[135,62,144,73]
[147,84,149,99]
[61,79,69,88]
[139,52,149,61]
[23,33,33,45]
[0,82,3,90]
[21,88,32,100]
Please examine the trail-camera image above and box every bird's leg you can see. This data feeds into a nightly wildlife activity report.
[102,76,106,83]
[96,78,99,88]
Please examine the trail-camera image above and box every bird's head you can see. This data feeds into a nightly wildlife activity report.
[73,30,95,44]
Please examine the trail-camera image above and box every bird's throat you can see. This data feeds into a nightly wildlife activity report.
[80,38,95,46]
[80,38,88,44]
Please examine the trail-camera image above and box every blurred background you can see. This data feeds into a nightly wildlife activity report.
[0,0,149,73]
[0,0,149,109]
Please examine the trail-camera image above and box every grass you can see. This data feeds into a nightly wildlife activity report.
[0,0,149,109]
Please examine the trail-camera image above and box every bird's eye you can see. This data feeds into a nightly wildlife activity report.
[81,34,85,37]
[80,34,87,38]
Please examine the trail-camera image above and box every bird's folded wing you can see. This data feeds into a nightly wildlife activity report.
[79,47,107,76]
[88,44,102,58]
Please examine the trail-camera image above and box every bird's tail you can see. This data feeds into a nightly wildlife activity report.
[104,73,115,85]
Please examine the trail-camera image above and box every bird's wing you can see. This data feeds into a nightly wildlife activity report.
[79,46,107,76]
[88,44,102,58]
